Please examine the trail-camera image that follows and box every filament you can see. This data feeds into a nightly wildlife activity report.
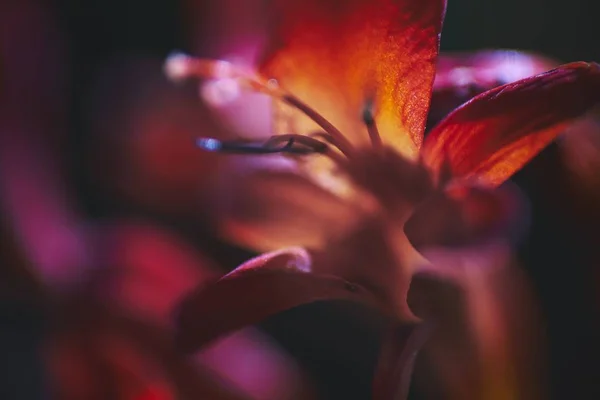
[196,134,347,167]
[164,53,355,158]
[362,102,382,149]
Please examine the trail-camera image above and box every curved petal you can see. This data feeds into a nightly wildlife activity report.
[95,222,220,327]
[428,50,558,129]
[50,298,255,400]
[560,107,600,201]
[372,322,433,400]
[212,159,373,252]
[422,62,600,187]
[405,181,529,249]
[408,244,547,400]
[176,248,389,353]
[260,0,447,157]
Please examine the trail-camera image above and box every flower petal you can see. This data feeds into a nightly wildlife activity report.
[212,160,372,252]
[428,50,558,129]
[405,182,528,249]
[422,62,600,187]
[175,248,389,353]
[260,0,446,157]
[372,322,433,400]
[408,245,547,400]
[96,222,220,327]
[50,298,254,400]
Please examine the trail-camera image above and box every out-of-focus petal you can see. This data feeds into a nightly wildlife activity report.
[422,62,600,187]
[185,0,267,63]
[260,0,446,158]
[408,244,546,400]
[95,222,220,327]
[560,107,600,201]
[212,161,373,252]
[428,50,558,129]
[372,322,432,400]
[0,0,87,289]
[405,181,528,249]
[198,328,317,400]
[434,50,557,92]
[48,299,254,400]
[87,58,228,219]
[0,211,47,302]
[176,247,389,353]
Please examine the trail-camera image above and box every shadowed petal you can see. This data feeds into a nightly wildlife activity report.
[49,299,255,400]
[176,248,389,353]
[260,0,446,157]
[408,245,547,400]
[372,322,433,400]
[422,62,600,187]
[96,222,220,327]
[560,107,600,201]
[405,182,528,249]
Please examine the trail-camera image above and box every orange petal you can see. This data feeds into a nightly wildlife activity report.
[422,62,600,187]
[176,248,389,353]
[435,50,558,92]
[212,159,372,252]
[260,0,446,157]
[560,107,600,201]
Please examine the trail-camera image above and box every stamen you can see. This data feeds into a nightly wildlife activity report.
[266,134,348,166]
[362,101,382,149]
[197,135,320,154]
[264,134,326,152]
[281,95,355,157]
[164,53,355,158]
[196,135,348,167]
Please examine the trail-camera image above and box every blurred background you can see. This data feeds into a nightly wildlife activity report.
[1,0,599,399]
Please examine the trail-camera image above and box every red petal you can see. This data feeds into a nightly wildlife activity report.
[51,299,254,400]
[260,0,446,157]
[428,50,558,129]
[372,322,432,400]
[176,248,389,353]
[97,222,219,327]
[405,182,527,249]
[422,62,600,187]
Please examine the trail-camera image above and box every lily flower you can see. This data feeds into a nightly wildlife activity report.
[164,1,600,398]
[168,0,600,333]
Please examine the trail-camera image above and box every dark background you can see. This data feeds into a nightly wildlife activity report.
[3,0,599,399]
